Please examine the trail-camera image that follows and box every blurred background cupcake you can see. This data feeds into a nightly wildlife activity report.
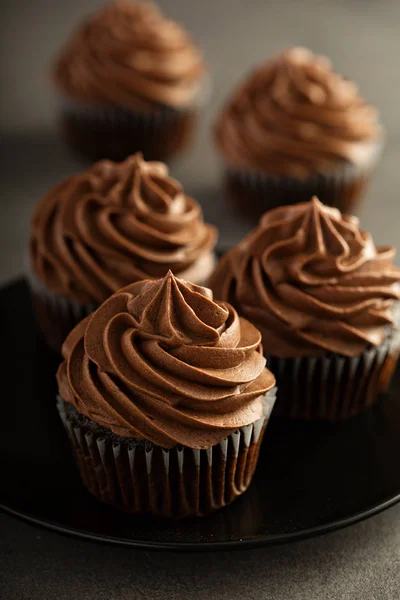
[214,47,383,223]
[29,153,217,351]
[57,272,277,517]
[209,197,400,421]
[52,1,208,162]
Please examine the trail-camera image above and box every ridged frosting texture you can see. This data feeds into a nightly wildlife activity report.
[215,47,382,178]
[53,1,206,111]
[57,272,275,449]
[30,153,216,304]
[209,197,400,358]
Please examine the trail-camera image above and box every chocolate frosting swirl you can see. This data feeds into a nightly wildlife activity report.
[53,1,206,111]
[215,47,382,178]
[57,272,275,449]
[209,197,400,357]
[30,153,217,304]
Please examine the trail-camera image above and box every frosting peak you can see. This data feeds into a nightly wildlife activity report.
[53,1,206,111]
[214,47,382,178]
[209,197,400,357]
[30,154,217,304]
[126,271,229,347]
[57,276,275,449]
[261,197,375,284]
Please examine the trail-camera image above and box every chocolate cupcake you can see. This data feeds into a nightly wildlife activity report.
[52,1,208,162]
[56,272,276,517]
[209,197,400,420]
[29,153,217,351]
[214,47,383,222]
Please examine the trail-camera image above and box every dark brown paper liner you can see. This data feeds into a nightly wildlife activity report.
[28,272,96,353]
[267,338,400,421]
[57,388,276,518]
[58,96,202,163]
[223,148,381,223]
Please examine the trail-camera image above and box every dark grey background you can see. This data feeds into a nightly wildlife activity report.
[1,1,400,598]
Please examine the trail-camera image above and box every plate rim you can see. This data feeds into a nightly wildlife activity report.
[1,493,399,552]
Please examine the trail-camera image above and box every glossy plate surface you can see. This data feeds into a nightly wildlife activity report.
[1,279,400,550]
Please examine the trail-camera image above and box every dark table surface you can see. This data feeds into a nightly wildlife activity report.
[1,0,400,598]
[2,505,400,600]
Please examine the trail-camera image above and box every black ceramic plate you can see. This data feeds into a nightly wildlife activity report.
[1,279,400,551]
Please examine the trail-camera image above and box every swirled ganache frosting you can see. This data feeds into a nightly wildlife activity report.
[52,1,206,112]
[209,197,400,358]
[30,153,217,304]
[214,47,382,179]
[57,272,275,449]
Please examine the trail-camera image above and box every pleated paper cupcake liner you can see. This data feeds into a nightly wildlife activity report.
[57,78,211,164]
[266,336,400,421]
[57,388,276,518]
[223,141,383,223]
[28,271,97,353]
